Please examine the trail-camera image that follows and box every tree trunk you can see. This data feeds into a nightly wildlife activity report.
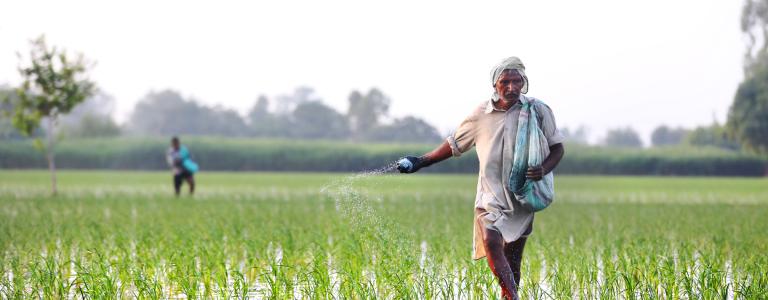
[47,117,57,196]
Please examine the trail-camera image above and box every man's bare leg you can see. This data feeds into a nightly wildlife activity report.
[173,174,182,197]
[476,209,519,300]
[186,177,195,195]
[504,236,528,291]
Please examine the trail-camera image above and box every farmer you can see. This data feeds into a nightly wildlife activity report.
[398,57,565,300]
[166,136,198,196]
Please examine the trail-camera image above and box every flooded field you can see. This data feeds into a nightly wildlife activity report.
[0,171,766,299]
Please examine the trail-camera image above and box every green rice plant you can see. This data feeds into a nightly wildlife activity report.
[132,266,163,299]
[0,171,766,299]
[28,254,71,299]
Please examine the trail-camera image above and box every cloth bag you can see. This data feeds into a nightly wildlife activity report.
[179,146,199,173]
[508,99,554,212]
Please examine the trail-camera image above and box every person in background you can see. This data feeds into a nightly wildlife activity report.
[397,57,565,300]
[166,136,198,196]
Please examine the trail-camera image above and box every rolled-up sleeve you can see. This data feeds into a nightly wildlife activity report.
[535,102,566,146]
[447,112,480,157]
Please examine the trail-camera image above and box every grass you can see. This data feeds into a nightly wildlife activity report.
[0,170,767,299]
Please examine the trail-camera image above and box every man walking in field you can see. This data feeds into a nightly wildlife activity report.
[166,136,198,196]
[397,57,565,300]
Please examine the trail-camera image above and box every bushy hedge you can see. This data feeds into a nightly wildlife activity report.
[557,145,766,176]
[0,137,765,176]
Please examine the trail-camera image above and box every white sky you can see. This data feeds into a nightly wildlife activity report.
[0,0,745,144]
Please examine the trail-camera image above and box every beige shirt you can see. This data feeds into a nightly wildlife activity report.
[447,95,564,259]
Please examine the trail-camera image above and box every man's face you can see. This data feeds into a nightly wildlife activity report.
[172,140,180,150]
[495,70,524,102]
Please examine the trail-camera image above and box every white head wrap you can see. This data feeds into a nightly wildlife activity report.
[490,56,529,102]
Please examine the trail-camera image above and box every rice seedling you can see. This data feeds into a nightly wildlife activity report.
[0,170,766,299]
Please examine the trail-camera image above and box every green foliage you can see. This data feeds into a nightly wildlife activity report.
[11,35,95,136]
[348,88,391,139]
[0,137,764,176]
[0,172,766,298]
[0,87,36,140]
[291,101,350,139]
[130,87,441,143]
[63,114,121,138]
[741,0,768,74]
[129,90,246,136]
[687,123,741,150]
[246,95,281,136]
[562,144,764,176]
[728,63,768,154]
[602,127,643,148]
[57,93,121,138]
[8,35,96,195]
[561,126,589,145]
[733,0,768,156]
[274,86,319,114]
[365,116,442,143]
[651,125,689,147]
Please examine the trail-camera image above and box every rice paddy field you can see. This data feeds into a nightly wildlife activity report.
[0,170,767,299]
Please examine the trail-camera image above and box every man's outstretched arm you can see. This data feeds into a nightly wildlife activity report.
[398,141,454,173]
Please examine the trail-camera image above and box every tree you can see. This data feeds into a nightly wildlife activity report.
[8,35,96,195]
[727,0,768,155]
[347,88,390,139]
[292,101,349,139]
[60,92,121,138]
[602,127,643,148]
[205,105,247,136]
[248,95,270,123]
[561,125,590,145]
[247,95,287,137]
[728,65,768,154]
[741,0,768,74]
[651,125,689,147]
[65,114,121,138]
[365,116,442,143]
[128,90,246,136]
[275,86,319,115]
[687,123,740,150]
[128,90,201,135]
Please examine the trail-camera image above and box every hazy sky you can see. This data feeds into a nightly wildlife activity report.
[0,0,745,144]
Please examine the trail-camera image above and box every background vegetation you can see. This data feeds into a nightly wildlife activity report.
[0,137,765,176]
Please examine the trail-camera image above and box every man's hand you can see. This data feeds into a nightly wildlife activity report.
[396,142,451,174]
[397,156,425,173]
[525,165,546,181]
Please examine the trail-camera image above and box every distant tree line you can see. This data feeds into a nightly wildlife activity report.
[2,85,443,143]
[558,122,742,151]
[1,83,755,152]
[127,86,442,143]
[3,0,768,163]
